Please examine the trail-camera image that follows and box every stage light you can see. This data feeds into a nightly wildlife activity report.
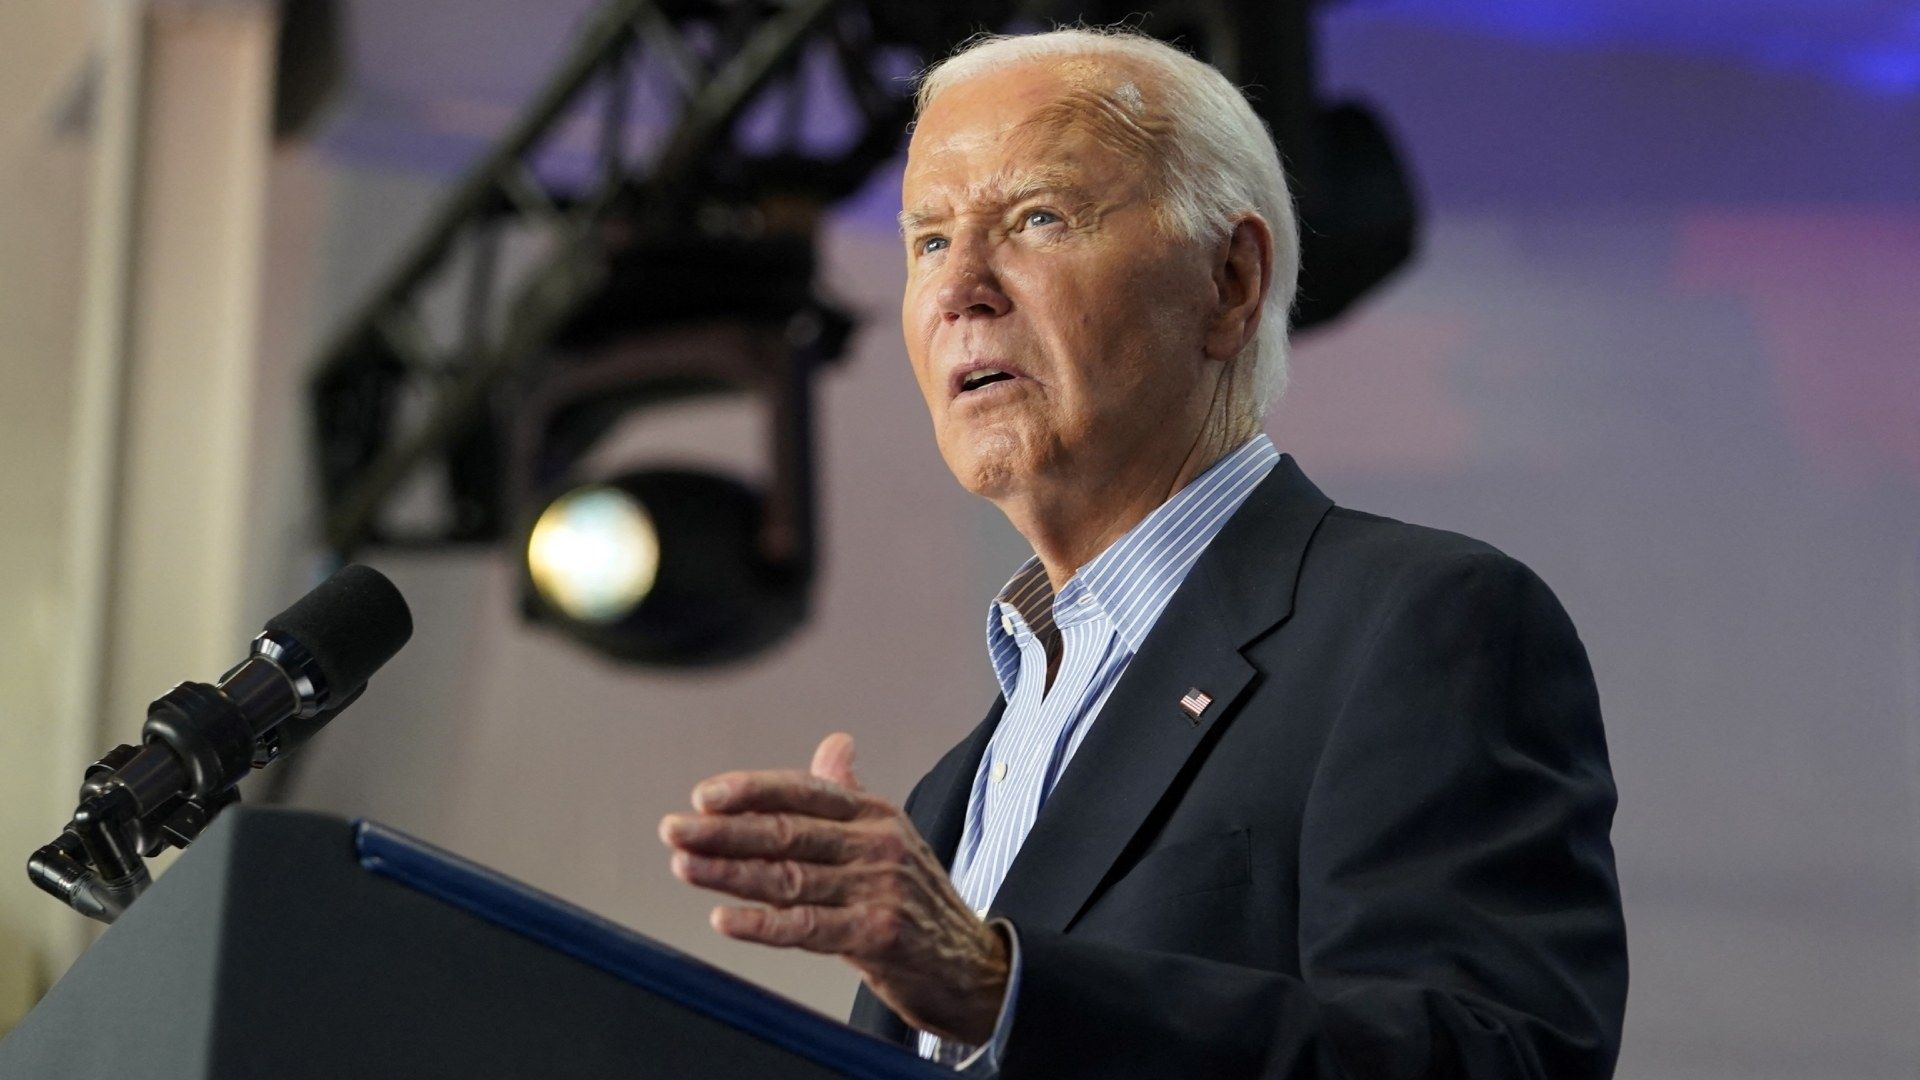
[525,484,660,624]
[520,468,809,667]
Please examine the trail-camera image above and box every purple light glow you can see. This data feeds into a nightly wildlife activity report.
[1675,211,1920,483]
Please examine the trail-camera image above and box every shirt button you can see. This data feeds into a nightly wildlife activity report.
[991,761,1009,783]
[976,907,989,919]
[1000,611,1016,634]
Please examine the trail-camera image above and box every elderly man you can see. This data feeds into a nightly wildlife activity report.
[659,28,1627,1079]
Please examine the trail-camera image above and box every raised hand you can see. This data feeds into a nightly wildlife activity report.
[659,733,1009,1044]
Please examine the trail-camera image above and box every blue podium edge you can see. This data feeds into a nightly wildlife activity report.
[353,819,948,1080]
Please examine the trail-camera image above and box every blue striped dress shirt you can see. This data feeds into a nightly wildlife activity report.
[918,433,1282,1068]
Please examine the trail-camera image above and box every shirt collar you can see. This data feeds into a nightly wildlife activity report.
[983,433,1282,696]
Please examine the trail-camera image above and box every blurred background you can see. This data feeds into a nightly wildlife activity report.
[2,1,1918,1076]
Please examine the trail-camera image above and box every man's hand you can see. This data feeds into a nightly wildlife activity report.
[659,733,1009,1045]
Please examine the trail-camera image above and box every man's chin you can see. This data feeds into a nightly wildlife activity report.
[940,434,1033,501]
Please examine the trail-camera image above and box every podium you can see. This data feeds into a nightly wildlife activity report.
[0,808,945,1079]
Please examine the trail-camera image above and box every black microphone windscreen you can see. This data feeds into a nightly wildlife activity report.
[264,564,413,695]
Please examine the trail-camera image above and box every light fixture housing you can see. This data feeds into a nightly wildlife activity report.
[508,255,845,667]
[522,469,808,666]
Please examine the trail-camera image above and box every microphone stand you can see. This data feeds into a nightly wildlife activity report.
[27,670,362,925]
[26,745,238,924]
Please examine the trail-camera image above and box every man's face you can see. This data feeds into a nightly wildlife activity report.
[899,60,1218,500]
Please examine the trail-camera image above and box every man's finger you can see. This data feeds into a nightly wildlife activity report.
[660,812,856,863]
[711,903,873,955]
[810,732,862,792]
[673,852,866,907]
[693,769,869,819]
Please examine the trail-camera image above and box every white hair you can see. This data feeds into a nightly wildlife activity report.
[915,28,1301,417]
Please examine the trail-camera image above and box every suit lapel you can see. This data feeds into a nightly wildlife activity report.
[983,592,1255,934]
[986,455,1333,935]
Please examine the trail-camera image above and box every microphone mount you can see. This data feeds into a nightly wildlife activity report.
[27,628,346,923]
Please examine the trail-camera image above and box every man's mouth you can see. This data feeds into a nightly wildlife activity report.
[950,363,1030,399]
[962,369,1016,392]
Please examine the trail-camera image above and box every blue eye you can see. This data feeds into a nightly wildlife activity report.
[918,235,949,255]
[1023,210,1060,228]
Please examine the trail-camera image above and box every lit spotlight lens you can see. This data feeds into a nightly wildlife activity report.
[526,485,660,623]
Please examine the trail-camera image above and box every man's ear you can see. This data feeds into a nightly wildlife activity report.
[1204,214,1274,362]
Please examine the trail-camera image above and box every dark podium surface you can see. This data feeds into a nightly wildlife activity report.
[0,808,945,1079]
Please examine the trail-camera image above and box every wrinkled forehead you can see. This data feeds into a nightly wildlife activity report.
[902,56,1172,205]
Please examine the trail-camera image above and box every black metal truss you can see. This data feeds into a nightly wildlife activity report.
[309,0,985,555]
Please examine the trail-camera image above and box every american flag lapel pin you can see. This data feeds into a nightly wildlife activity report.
[1178,688,1213,723]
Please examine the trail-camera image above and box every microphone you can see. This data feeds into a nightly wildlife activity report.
[113,564,413,819]
[28,564,412,922]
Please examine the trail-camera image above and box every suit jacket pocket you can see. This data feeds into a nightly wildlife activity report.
[1091,827,1253,918]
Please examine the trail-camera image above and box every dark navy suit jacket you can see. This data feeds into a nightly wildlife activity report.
[850,455,1628,1078]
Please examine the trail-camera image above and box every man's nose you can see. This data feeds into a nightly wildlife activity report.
[935,246,1011,321]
